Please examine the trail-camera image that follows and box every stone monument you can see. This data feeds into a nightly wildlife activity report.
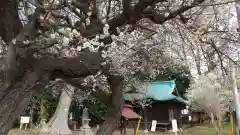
[40,119,48,131]
[80,108,93,135]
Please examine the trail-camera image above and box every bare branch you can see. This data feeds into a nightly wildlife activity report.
[72,1,89,14]
[144,0,205,24]
[81,0,167,37]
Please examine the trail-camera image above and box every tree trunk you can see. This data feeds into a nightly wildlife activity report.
[189,45,202,76]
[0,0,22,43]
[41,85,74,134]
[210,113,222,135]
[217,116,223,135]
[0,91,31,135]
[96,75,124,135]
[0,71,49,135]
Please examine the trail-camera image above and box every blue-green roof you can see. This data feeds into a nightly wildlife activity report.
[145,80,176,100]
[124,80,186,102]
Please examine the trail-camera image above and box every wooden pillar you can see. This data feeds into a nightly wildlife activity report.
[179,117,183,129]
[143,107,148,132]
[20,123,23,130]
[134,123,136,135]
[124,120,127,135]
[24,124,28,130]
[120,117,123,135]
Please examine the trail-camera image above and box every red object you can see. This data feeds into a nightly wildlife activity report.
[124,104,132,108]
[121,104,140,119]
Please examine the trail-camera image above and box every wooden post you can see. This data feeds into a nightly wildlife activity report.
[20,123,23,130]
[24,124,28,130]
[232,1,240,134]
[134,123,136,135]
[143,107,148,132]
[231,66,240,135]
[124,119,126,135]
[120,118,123,135]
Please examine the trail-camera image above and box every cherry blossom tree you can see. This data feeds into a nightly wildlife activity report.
[186,73,232,135]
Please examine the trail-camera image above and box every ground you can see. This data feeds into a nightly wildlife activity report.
[8,124,231,135]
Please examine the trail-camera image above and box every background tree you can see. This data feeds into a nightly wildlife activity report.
[186,73,232,135]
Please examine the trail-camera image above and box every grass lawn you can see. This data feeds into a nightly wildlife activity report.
[8,123,231,135]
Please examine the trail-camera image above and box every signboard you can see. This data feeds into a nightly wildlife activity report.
[189,116,192,121]
[181,109,189,114]
[150,120,157,132]
[20,116,30,124]
[172,119,178,133]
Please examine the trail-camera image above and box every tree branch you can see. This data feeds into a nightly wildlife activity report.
[144,0,205,24]
[36,51,103,78]
[81,0,167,37]
[64,77,112,107]
[123,0,131,19]
[3,4,44,86]
[72,1,89,14]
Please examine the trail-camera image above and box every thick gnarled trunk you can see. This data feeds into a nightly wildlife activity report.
[0,91,31,135]
[0,71,49,135]
[0,0,22,42]
[96,75,124,135]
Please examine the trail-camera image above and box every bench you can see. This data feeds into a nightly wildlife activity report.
[148,122,170,132]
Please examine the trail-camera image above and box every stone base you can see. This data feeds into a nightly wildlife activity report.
[40,124,49,132]
[143,129,149,133]
[80,127,93,135]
